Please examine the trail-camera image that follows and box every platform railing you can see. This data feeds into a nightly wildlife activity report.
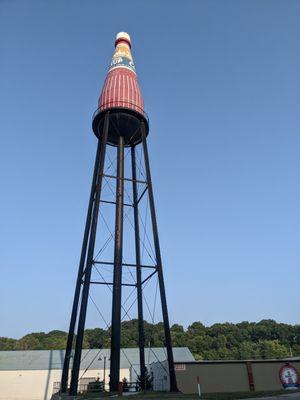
[92,100,149,124]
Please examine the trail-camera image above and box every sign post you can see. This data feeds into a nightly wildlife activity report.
[197,376,201,398]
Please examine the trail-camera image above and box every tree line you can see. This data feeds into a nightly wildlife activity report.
[1,319,299,360]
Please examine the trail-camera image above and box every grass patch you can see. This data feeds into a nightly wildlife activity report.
[203,390,300,400]
[75,388,300,400]
[126,389,300,399]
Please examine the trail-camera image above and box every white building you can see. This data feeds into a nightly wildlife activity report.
[0,347,194,400]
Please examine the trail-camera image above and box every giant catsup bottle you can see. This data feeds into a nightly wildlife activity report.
[93,32,148,146]
[99,32,144,115]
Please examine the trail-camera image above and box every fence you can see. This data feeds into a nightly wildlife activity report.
[53,380,142,394]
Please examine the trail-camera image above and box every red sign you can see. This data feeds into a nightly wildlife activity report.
[175,364,186,371]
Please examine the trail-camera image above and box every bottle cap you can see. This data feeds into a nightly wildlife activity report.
[115,32,131,48]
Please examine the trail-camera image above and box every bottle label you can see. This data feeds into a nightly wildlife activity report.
[109,43,136,73]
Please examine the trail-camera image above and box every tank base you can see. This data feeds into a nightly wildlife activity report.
[92,107,149,147]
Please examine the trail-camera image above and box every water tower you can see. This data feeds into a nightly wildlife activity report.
[60,32,177,394]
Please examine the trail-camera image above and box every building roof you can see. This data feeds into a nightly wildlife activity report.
[0,347,194,371]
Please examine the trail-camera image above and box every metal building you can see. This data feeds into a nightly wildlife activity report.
[0,347,194,400]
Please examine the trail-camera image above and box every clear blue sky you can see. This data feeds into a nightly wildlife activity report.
[1,1,299,339]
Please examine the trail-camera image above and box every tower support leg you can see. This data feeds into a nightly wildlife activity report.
[131,146,146,390]
[109,135,125,391]
[69,112,110,395]
[141,124,178,392]
[60,138,102,393]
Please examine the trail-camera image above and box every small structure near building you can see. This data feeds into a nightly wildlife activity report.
[151,358,300,394]
[0,347,194,400]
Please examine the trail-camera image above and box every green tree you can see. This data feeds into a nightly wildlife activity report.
[84,328,109,349]
[171,324,186,347]
[187,322,206,337]
[0,337,17,350]
[236,341,260,359]
[15,334,41,350]
[137,368,153,391]
[1,319,299,362]
[259,340,289,359]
